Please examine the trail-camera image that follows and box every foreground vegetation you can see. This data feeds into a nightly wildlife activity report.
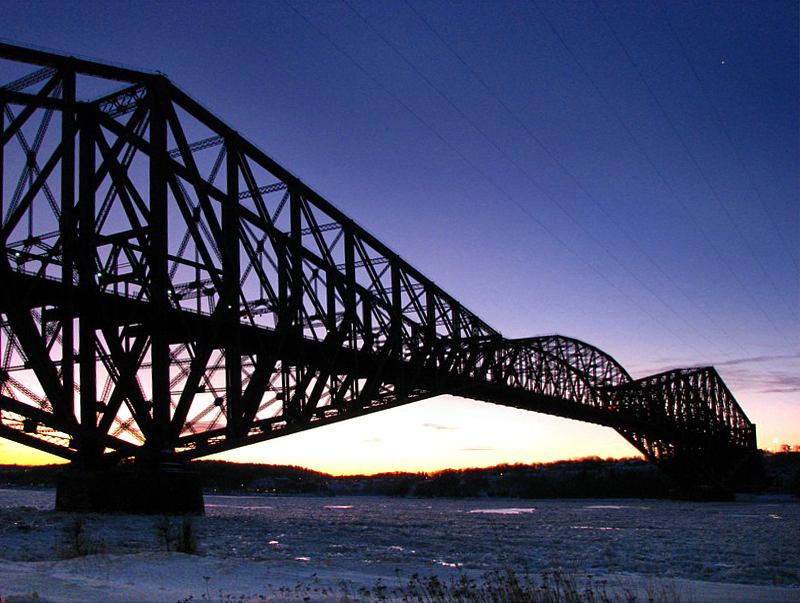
[52,515,687,602]
[182,569,684,602]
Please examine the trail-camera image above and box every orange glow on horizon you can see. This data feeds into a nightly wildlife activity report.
[0,397,645,473]
[2,394,796,475]
[0,439,68,466]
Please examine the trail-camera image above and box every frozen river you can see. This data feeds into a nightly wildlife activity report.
[1,488,799,601]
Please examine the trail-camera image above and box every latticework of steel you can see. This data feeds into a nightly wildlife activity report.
[0,43,759,489]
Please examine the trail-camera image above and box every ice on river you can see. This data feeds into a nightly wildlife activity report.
[0,488,798,602]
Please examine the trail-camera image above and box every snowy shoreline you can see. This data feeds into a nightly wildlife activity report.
[3,552,800,603]
[1,488,798,602]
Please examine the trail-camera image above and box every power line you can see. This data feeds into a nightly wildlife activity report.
[527,0,751,343]
[404,0,760,351]
[656,0,799,275]
[284,0,707,355]
[590,0,797,345]
[341,0,732,355]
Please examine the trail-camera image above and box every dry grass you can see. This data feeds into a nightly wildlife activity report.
[155,515,199,554]
[58,518,106,559]
[180,568,684,602]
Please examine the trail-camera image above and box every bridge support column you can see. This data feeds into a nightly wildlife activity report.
[55,461,205,514]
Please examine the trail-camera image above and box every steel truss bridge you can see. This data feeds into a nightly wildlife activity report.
[0,43,759,494]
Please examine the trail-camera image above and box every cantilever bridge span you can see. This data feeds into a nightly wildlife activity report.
[0,44,758,509]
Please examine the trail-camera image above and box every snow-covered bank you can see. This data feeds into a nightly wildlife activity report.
[2,553,799,602]
[1,489,798,601]
[1,553,386,602]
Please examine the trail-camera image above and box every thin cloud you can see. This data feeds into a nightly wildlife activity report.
[713,353,800,368]
[636,352,798,375]
[723,368,800,395]
[445,446,496,452]
[422,423,456,431]
[632,353,800,395]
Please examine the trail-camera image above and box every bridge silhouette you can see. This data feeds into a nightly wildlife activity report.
[0,43,760,511]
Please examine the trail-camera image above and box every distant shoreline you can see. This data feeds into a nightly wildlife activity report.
[2,452,797,499]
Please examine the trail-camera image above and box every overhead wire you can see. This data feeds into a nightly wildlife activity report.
[283,0,707,355]
[590,0,798,342]
[524,0,749,352]
[408,0,794,352]
[408,0,797,352]
[400,0,750,355]
[341,0,733,355]
[656,0,799,275]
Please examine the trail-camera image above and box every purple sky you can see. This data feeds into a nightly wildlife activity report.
[0,0,797,472]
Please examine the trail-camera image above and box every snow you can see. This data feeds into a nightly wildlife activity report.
[1,489,799,602]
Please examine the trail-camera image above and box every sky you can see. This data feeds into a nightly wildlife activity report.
[0,0,797,474]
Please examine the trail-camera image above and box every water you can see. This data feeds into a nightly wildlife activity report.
[198,495,800,586]
[1,488,798,587]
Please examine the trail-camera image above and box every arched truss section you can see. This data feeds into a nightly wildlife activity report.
[457,335,631,412]
[517,335,632,388]
[0,43,760,489]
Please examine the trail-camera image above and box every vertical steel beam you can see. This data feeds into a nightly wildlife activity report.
[425,286,437,379]
[148,80,170,458]
[0,96,4,242]
[288,186,304,418]
[343,227,355,348]
[341,225,358,400]
[362,297,373,351]
[391,259,404,396]
[60,69,76,427]
[224,140,242,436]
[77,104,97,451]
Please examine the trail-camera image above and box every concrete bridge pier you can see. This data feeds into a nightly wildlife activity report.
[55,459,205,514]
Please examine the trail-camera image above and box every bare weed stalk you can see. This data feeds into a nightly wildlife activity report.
[155,516,199,554]
[59,517,106,558]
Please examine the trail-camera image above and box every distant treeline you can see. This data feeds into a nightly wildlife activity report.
[1,452,798,498]
[329,457,672,499]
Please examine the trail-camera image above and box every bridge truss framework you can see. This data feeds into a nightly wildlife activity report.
[0,43,759,496]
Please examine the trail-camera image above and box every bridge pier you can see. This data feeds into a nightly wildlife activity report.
[55,462,205,514]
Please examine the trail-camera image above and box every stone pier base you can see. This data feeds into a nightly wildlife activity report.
[56,466,205,514]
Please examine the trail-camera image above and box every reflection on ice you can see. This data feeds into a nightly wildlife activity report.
[389,545,417,554]
[205,495,274,512]
[583,505,648,510]
[205,504,275,511]
[468,508,536,515]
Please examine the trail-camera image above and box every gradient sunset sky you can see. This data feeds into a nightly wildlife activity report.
[0,0,797,474]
